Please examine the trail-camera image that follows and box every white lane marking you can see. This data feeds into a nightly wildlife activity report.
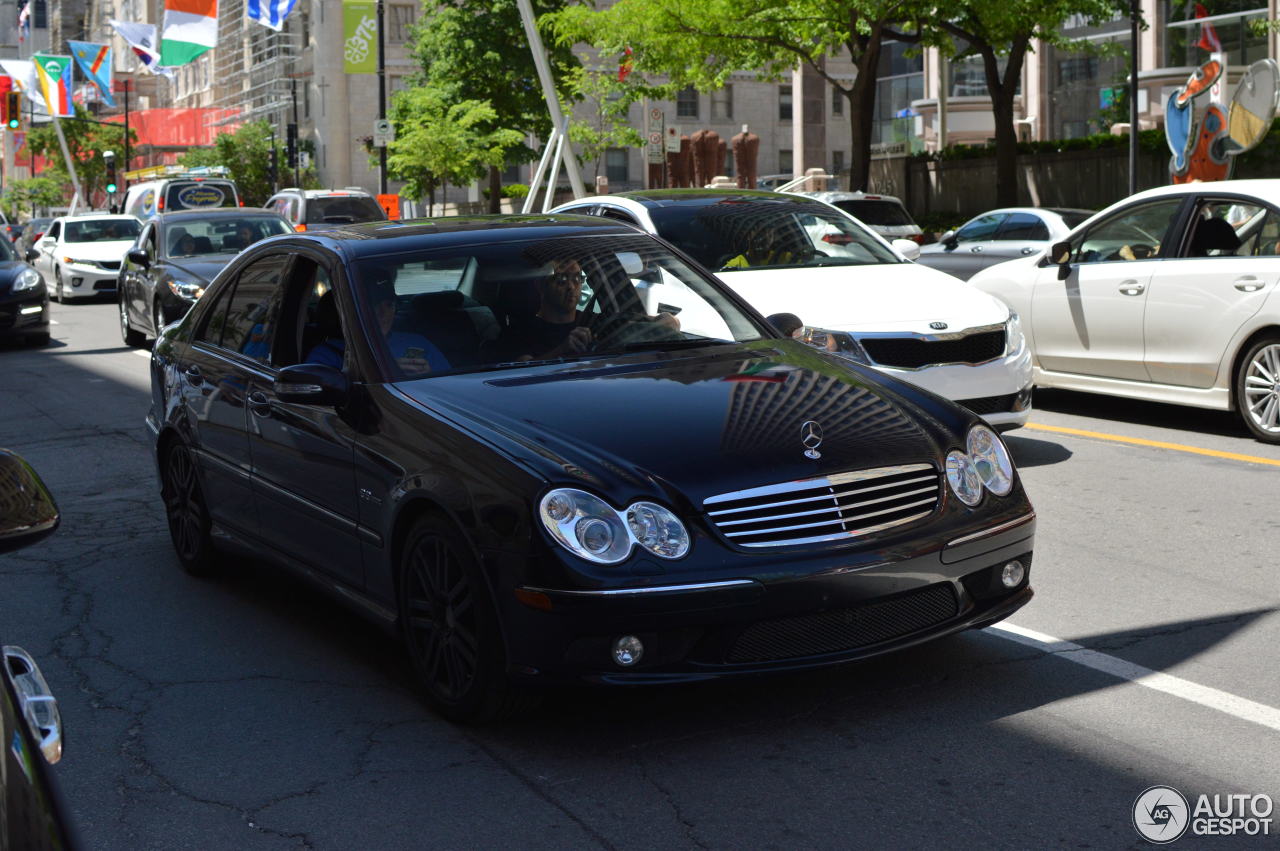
[989,622,1280,734]
[132,350,150,359]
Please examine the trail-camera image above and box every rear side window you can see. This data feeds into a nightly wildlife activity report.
[996,213,1049,241]
[165,181,239,211]
[833,200,915,227]
[305,195,386,224]
[206,255,290,361]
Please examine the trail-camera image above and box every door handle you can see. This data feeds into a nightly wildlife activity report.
[183,365,203,386]
[247,391,272,416]
[1233,277,1264,293]
[1020,247,1035,255]
[1118,280,1145,296]
[970,246,984,253]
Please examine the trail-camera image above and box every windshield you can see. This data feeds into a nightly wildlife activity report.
[831,199,915,227]
[306,195,386,224]
[646,198,901,272]
[352,232,768,380]
[64,219,141,243]
[166,216,292,257]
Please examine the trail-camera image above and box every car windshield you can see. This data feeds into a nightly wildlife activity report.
[352,232,768,380]
[831,199,915,227]
[166,216,292,257]
[64,218,141,243]
[306,195,385,224]
[646,198,901,272]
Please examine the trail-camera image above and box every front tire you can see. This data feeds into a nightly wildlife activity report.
[49,268,61,303]
[120,293,144,347]
[161,441,219,576]
[1236,334,1280,443]
[398,514,533,723]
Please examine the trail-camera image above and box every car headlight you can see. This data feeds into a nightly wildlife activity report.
[799,326,871,365]
[946,425,1016,505]
[540,488,690,564]
[168,279,205,300]
[1005,310,1025,356]
[12,268,41,292]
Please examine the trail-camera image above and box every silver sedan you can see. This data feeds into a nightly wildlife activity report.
[917,207,1094,281]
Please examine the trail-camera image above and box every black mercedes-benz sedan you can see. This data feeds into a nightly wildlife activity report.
[118,208,293,346]
[0,234,49,346]
[145,216,1036,722]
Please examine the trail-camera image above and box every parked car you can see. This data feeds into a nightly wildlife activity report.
[968,179,1280,443]
[15,218,55,260]
[0,449,78,848]
[917,207,1095,281]
[146,215,1036,722]
[26,214,141,303]
[122,175,241,219]
[795,190,925,244]
[5,221,26,244]
[0,236,49,346]
[118,208,293,346]
[265,187,387,232]
[551,190,1034,430]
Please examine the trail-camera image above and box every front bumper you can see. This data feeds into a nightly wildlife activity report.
[498,513,1035,684]
[0,289,49,338]
[876,347,1034,430]
[61,264,120,295]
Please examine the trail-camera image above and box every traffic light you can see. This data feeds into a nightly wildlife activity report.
[5,92,20,130]
[103,150,118,196]
[267,145,278,188]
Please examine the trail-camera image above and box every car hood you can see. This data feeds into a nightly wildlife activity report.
[398,339,968,507]
[166,254,238,282]
[62,240,135,262]
[717,263,1010,334]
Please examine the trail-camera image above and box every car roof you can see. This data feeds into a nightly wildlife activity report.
[289,214,640,256]
[150,208,279,223]
[582,188,833,209]
[799,190,907,205]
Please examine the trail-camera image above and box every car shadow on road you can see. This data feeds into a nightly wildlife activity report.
[1003,433,1073,468]
[1033,388,1247,440]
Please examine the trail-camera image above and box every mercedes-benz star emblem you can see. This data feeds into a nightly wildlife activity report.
[801,420,823,459]
[929,321,949,330]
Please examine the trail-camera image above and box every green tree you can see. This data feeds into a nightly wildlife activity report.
[410,0,578,212]
[554,0,929,192]
[933,0,1126,205]
[563,63,648,186]
[1,176,64,220]
[179,119,317,206]
[386,85,524,213]
[26,106,135,206]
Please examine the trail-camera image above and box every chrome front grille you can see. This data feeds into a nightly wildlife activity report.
[703,464,940,548]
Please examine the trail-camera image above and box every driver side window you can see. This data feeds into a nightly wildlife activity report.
[1074,199,1183,263]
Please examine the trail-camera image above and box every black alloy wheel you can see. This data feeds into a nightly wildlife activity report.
[120,292,144,346]
[399,515,533,722]
[161,442,218,576]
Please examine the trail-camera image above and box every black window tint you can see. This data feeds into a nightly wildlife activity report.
[220,255,291,361]
[997,213,1049,241]
[193,281,235,345]
[833,200,914,227]
[305,195,386,224]
[598,207,639,225]
[955,213,1006,242]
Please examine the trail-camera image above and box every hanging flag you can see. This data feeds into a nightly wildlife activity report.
[161,0,219,67]
[17,2,29,43]
[109,20,166,75]
[32,54,74,117]
[247,0,299,31]
[1195,3,1222,53]
[618,46,634,83]
[343,0,377,74]
[67,41,115,107]
[0,59,36,104]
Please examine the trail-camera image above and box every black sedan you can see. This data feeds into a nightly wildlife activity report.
[146,216,1036,722]
[118,208,293,346]
[0,235,49,346]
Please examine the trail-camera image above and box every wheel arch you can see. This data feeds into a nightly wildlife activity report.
[1228,324,1280,411]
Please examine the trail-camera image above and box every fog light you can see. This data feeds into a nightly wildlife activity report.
[71,277,83,287]
[612,635,643,667]
[1001,560,1025,588]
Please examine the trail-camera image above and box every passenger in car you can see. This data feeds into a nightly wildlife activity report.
[306,276,450,375]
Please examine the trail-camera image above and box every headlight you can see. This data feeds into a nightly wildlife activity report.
[799,326,871,365]
[63,257,96,268]
[946,425,1016,505]
[12,268,41,292]
[540,488,690,564]
[168,279,206,300]
[1005,310,1025,356]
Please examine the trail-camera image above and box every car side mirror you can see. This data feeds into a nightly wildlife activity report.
[1050,241,1073,279]
[274,363,350,406]
[765,312,803,338]
[891,238,921,261]
[127,248,149,268]
[0,450,59,555]
[24,247,38,262]
[940,229,957,249]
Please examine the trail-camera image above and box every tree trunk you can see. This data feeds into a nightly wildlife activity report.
[488,165,502,214]
[845,35,883,192]
[982,39,1028,208]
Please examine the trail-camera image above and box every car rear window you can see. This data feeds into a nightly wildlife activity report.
[305,195,386,224]
[1060,211,1094,230]
[165,181,239,211]
[831,200,915,227]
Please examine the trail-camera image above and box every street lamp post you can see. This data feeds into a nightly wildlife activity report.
[377,0,387,195]
[1129,0,1139,195]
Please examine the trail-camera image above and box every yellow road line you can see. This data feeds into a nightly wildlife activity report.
[1025,422,1280,467]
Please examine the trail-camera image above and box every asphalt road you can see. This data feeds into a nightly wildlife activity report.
[1,299,1277,849]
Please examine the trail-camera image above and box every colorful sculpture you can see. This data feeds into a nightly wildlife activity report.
[1166,7,1280,183]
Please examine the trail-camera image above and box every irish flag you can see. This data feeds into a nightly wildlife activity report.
[160,0,219,67]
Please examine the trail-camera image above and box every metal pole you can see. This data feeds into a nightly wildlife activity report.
[938,54,948,152]
[52,116,82,212]
[122,81,130,193]
[1129,0,1139,195]
[515,0,587,198]
[377,0,387,195]
[292,79,301,187]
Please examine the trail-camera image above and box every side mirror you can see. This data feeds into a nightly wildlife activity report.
[0,450,59,555]
[127,247,149,268]
[274,363,350,406]
[765,312,803,338]
[891,238,921,261]
[940,229,957,249]
[24,247,38,263]
[1050,241,1073,280]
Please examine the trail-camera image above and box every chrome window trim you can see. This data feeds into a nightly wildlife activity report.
[945,512,1036,548]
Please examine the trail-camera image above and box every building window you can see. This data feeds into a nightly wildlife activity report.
[779,85,793,121]
[388,3,417,44]
[779,149,793,175]
[33,0,47,29]
[676,87,699,119]
[1046,16,1130,140]
[832,150,845,176]
[832,85,844,116]
[1164,0,1267,68]
[605,148,629,184]
[871,42,923,146]
[711,85,733,120]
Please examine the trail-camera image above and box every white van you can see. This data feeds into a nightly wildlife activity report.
[123,176,241,219]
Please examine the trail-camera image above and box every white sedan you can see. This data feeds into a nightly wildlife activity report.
[968,179,1280,443]
[551,190,1033,431]
[27,214,141,302]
